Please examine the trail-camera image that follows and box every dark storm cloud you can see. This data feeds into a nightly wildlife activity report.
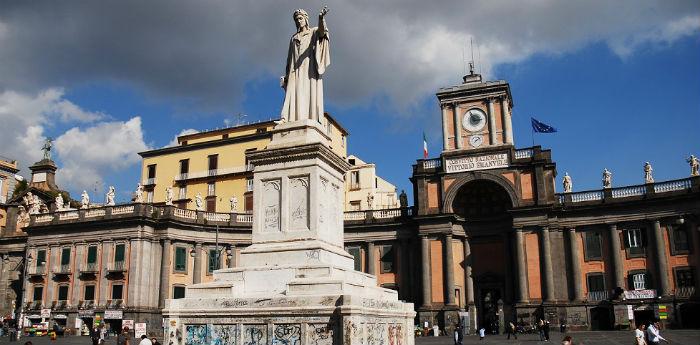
[0,0,698,114]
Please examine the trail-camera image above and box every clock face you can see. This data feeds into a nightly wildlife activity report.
[462,108,487,132]
[469,135,483,148]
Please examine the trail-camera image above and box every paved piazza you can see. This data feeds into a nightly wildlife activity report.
[1,330,699,345]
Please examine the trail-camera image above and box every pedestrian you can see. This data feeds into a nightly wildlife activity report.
[544,320,551,341]
[538,319,545,341]
[506,321,517,339]
[117,327,131,345]
[478,327,485,340]
[561,335,573,345]
[90,326,100,345]
[138,334,153,345]
[453,322,463,345]
[151,336,161,345]
[635,322,647,345]
[646,319,668,345]
[99,326,106,345]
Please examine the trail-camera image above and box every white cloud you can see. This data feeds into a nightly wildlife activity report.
[167,128,199,147]
[54,117,149,192]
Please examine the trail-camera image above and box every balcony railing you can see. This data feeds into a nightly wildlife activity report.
[54,264,71,275]
[675,286,696,299]
[174,164,253,181]
[106,299,124,309]
[344,207,413,222]
[558,177,695,205]
[143,177,156,186]
[514,148,534,159]
[422,159,442,169]
[80,262,99,273]
[28,265,46,276]
[587,290,610,302]
[107,261,126,272]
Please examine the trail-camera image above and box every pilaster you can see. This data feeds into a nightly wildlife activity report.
[443,234,456,305]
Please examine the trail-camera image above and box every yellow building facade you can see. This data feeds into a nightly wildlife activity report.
[138,114,348,213]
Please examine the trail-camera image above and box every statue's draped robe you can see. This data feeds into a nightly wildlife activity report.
[281,26,330,122]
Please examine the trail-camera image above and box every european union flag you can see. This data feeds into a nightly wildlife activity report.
[531,117,557,133]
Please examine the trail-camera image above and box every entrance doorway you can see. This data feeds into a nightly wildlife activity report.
[633,310,655,328]
[477,287,502,334]
[590,306,613,330]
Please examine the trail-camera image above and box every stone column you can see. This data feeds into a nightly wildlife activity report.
[228,245,237,268]
[607,224,625,289]
[453,104,463,149]
[540,227,555,302]
[514,229,529,303]
[501,97,513,144]
[367,242,376,275]
[651,220,671,296]
[442,105,450,150]
[487,99,497,145]
[400,239,412,301]
[444,234,456,305]
[421,236,432,307]
[462,238,474,305]
[567,228,584,301]
[158,239,171,308]
[192,242,202,284]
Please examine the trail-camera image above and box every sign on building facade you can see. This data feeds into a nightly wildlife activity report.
[445,153,509,173]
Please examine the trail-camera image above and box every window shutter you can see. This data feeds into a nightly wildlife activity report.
[623,230,631,248]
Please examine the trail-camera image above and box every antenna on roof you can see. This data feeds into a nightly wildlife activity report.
[469,38,475,75]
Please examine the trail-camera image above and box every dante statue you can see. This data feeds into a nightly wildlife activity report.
[280,7,330,123]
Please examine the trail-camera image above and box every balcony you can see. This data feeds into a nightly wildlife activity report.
[106,261,127,272]
[78,300,96,309]
[52,300,69,310]
[27,301,42,310]
[674,286,696,299]
[53,264,72,275]
[27,265,46,277]
[106,299,124,309]
[557,177,697,205]
[587,290,610,302]
[174,164,254,182]
[142,177,157,186]
[79,262,99,274]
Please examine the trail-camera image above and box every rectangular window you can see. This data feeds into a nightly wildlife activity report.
[349,201,361,211]
[380,245,395,273]
[114,244,125,263]
[206,198,216,212]
[33,286,43,301]
[245,193,253,212]
[60,247,71,266]
[36,249,46,266]
[179,159,189,175]
[147,164,156,179]
[208,249,218,273]
[146,190,154,203]
[178,185,187,200]
[350,171,360,190]
[246,177,254,192]
[87,246,98,264]
[207,182,216,197]
[633,273,646,290]
[173,286,186,299]
[675,268,695,288]
[672,226,690,253]
[627,270,652,290]
[57,285,69,301]
[174,247,187,272]
[84,285,95,301]
[587,273,605,292]
[584,231,602,260]
[111,284,123,300]
[623,228,646,255]
[208,154,218,173]
[347,247,362,271]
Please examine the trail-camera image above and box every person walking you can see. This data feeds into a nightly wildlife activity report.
[117,327,131,345]
[151,336,161,345]
[646,319,668,345]
[506,321,517,340]
[453,323,463,345]
[544,320,551,341]
[138,334,153,345]
[538,319,545,341]
[635,322,647,345]
[478,327,485,341]
[90,326,100,345]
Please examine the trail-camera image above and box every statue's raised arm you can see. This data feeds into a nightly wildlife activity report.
[318,6,329,38]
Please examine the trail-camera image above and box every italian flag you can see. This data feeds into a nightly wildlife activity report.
[423,132,428,159]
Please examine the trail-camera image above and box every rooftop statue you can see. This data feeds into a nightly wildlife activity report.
[106,186,116,206]
[562,172,573,193]
[41,137,53,160]
[280,7,330,123]
[644,162,654,184]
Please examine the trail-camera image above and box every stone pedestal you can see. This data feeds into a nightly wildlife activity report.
[164,120,415,345]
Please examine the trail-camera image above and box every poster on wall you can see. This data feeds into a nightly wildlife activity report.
[40,309,51,318]
[135,323,147,338]
[122,320,134,330]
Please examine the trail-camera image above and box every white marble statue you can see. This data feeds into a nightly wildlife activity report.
[23,192,34,209]
[280,7,331,123]
[229,195,238,213]
[644,162,654,183]
[688,155,699,176]
[55,194,65,211]
[195,192,204,211]
[134,183,144,203]
[165,187,174,206]
[16,205,30,230]
[81,190,90,209]
[366,192,374,210]
[106,186,116,206]
[563,172,573,193]
[29,194,42,214]
[602,168,612,189]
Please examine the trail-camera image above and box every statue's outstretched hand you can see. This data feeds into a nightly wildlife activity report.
[319,6,329,18]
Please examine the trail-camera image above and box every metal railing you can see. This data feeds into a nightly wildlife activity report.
[143,178,156,185]
[28,265,46,275]
[587,290,609,301]
[675,286,696,298]
[107,261,126,272]
[80,262,99,273]
[54,264,71,274]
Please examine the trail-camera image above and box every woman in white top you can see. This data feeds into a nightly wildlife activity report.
[635,323,647,345]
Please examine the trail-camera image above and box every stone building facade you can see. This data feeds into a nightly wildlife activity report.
[0,72,698,337]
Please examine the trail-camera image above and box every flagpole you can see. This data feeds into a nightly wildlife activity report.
[531,125,535,147]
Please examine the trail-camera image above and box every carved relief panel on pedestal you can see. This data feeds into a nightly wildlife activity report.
[262,179,281,232]
[289,176,310,231]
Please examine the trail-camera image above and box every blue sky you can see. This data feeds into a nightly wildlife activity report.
[1,1,698,204]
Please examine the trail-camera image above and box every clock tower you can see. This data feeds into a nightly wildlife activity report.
[437,70,514,151]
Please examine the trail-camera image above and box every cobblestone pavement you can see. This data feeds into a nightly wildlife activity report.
[0,330,698,345]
